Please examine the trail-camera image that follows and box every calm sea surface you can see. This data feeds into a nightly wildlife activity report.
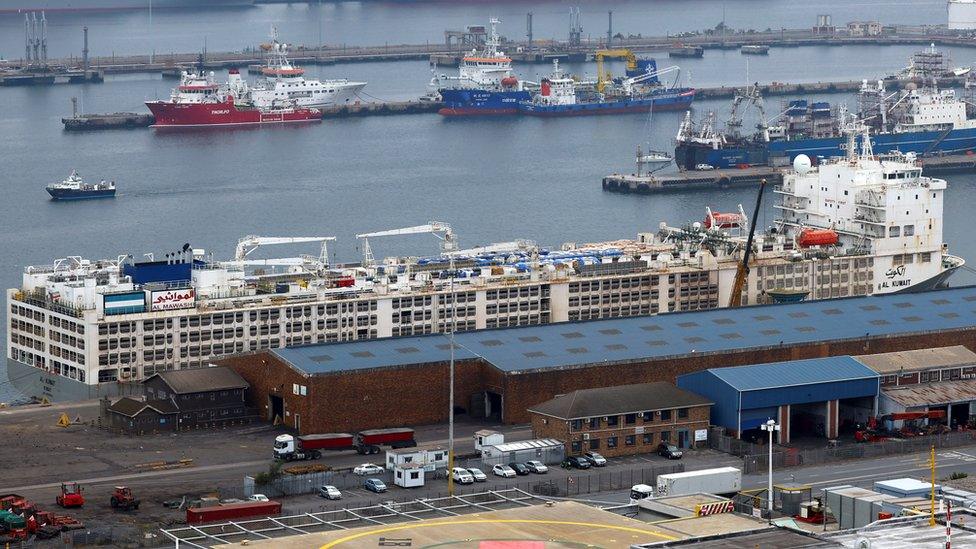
[1,0,973,401]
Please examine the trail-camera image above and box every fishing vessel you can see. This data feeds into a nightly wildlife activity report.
[145,70,322,127]
[7,140,964,401]
[249,27,366,110]
[518,58,695,116]
[46,171,115,200]
[436,18,530,116]
[674,79,976,171]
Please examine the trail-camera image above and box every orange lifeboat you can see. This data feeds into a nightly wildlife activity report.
[798,228,839,247]
[704,212,743,229]
[501,76,519,88]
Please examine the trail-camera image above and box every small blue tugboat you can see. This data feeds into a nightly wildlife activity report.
[46,171,116,200]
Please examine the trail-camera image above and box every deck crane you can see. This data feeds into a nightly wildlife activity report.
[356,222,457,267]
[233,235,336,267]
[728,178,766,308]
[595,48,637,93]
[620,65,681,95]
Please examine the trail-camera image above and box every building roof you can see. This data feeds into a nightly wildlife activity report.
[269,286,976,377]
[147,366,249,394]
[882,379,976,407]
[107,397,179,417]
[698,356,879,392]
[489,439,563,453]
[528,382,712,420]
[856,346,976,374]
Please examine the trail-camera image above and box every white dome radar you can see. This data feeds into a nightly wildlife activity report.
[793,154,812,175]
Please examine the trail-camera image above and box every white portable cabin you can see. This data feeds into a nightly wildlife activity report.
[386,446,449,472]
[393,464,425,488]
[480,438,564,466]
[474,429,505,452]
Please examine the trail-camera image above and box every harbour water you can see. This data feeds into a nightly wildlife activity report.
[2,1,975,402]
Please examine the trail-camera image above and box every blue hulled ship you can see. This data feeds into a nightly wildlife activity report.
[46,171,116,200]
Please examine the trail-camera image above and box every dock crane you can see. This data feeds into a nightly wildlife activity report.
[355,222,457,267]
[728,179,766,308]
[232,235,336,267]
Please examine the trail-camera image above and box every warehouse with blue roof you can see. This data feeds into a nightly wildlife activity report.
[677,357,881,444]
[218,286,976,434]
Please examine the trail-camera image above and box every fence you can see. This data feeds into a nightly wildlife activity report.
[246,463,684,499]
[708,426,763,457]
[743,430,976,474]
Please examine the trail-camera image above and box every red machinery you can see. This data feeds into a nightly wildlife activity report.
[56,483,84,508]
[110,486,140,511]
[186,501,282,525]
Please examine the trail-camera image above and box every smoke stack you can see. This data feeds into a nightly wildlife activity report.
[83,26,89,72]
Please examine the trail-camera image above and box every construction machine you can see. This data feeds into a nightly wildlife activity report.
[728,179,767,308]
[56,482,83,508]
[110,486,139,511]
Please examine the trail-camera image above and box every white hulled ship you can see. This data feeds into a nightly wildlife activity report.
[6,144,963,401]
[249,27,366,110]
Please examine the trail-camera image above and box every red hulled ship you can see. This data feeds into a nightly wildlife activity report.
[146,70,322,127]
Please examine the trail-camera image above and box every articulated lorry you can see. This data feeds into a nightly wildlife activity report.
[630,467,742,503]
[273,428,416,461]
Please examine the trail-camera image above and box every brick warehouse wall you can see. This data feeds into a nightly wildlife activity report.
[530,406,710,458]
[219,328,976,433]
[219,353,502,434]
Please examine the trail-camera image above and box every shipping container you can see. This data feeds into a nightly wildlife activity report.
[186,501,282,525]
[298,433,355,450]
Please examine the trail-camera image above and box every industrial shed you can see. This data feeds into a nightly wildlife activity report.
[677,357,880,443]
[218,286,976,435]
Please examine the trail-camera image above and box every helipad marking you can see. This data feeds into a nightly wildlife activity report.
[319,518,679,548]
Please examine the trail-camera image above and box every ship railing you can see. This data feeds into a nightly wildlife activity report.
[14,290,86,318]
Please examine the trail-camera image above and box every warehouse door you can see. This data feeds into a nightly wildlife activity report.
[269,394,284,423]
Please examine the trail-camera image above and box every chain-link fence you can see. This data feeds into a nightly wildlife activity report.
[246,463,683,499]
[743,431,976,474]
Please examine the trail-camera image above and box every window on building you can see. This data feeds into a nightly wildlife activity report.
[625,435,636,446]
[571,441,582,453]
[570,419,583,431]
[678,408,689,419]
[625,413,637,425]
[589,439,600,450]
[642,411,653,421]
[607,436,617,449]
[661,431,671,442]
[606,415,619,427]
[661,410,672,421]
[589,418,600,429]
[889,226,900,238]
[642,433,654,445]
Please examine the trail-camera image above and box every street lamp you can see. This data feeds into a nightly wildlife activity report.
[760,419,780,522]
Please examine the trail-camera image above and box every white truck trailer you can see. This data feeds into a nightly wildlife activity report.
[631,467,742,502]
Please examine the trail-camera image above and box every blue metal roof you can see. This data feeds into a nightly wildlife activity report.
[272,286,976,376]
[701,356,879,391]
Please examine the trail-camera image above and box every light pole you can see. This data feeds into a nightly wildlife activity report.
[447,255,456,496]
[760,419,780,522]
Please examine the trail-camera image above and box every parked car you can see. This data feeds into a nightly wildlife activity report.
[658,443,683,460]
[364,478,387,493]
[562,456,592,469]
[492,464,517,478]
[509,462,531,476]
[354,463,385,476]
[318,485,342,500]
[467,468,488,482]
[525,460,548,474]
[584,452,607,467]
[452,467,474,484]
[247,494,269,502]
[696,163,715,170]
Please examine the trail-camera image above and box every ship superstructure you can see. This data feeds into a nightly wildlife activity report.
[7,165,964,401]
[249,27,366,110]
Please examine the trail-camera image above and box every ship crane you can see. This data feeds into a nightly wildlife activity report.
[728,179,766,308]
[233,236,336,267]
[620,65,681,95]
[356,222,457,267]
[726,84,769,142]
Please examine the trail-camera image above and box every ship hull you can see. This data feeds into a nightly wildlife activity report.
[437,89,530,116]
[0,0,252,12]
[519,89,695,116]
[6,357,142,403]
[146,100,321,127]
[46,187,115,200]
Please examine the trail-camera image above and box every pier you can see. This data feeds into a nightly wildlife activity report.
[601,153,976,194]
